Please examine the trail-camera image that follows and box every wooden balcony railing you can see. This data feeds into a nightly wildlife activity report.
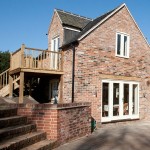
[10,44,63,72]
[0,69,9,90]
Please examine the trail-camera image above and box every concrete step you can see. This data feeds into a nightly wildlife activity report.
[0,115,27,129]
[0,123,36,142]
[0,108,17,118]
[21,140,54,150]
[0,131,47,150]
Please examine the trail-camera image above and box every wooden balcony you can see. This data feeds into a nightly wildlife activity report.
[10,44,63,75]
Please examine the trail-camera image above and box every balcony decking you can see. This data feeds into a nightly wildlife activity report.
[10,44,63,75]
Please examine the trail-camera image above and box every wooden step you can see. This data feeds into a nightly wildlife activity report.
[21,140,54,150]
[0,123,36,142]
[0,115,27,129]
[0,131,46,150]
[0,108,17,118]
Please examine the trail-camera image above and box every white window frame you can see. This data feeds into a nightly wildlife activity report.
[116,32,130,58]
[51,36,60,52]
[101,79,139,122]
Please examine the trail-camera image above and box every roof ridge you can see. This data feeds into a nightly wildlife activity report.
[55,8,93,21]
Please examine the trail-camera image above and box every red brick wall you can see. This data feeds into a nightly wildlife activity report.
[15,103,91,145]
[48,12,64,50]
[57,104,91,144]
[62,6,150,123]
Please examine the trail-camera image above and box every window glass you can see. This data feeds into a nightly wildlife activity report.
[116,33,129,57]
[117,34,121,55]
[102,83,109,117]
[113,83,119,116]
[123,84,129,115]
[124,36,127,56]
[132,84,138,115]
[52,37,60,52]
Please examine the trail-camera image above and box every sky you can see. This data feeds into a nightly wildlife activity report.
[0,0,150,52]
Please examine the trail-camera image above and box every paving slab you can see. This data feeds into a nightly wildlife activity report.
[54,121,150,150]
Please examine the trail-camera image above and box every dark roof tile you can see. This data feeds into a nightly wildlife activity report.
[61,4,124,48]
[56,9,92,30]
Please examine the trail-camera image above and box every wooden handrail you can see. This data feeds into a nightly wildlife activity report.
[0,69,9,89]
[10,44,63,72]
[25,47,62,54]
[0,68,9,76]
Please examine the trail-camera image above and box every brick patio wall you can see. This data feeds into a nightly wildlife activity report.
[10,102,91,145]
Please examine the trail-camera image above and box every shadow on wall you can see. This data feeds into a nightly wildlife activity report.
[74,124,150,150]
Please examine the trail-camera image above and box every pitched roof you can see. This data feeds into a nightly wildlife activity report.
[61,3,126,48]
[56,9,92,30]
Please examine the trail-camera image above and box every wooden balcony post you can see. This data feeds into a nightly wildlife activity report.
[10,52,12,71]
[9,75,13,98]
[21,44,25,68]
[19,72,24,103]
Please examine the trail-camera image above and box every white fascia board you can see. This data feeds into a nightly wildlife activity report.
[63,27,81,32]
[48,10,63,34]
[55,9,63,24]
[125,6,150,48]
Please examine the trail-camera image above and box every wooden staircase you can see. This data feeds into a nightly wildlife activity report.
[0,69,20,97]
[0,106,53,150]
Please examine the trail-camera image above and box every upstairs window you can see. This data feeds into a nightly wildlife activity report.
[51,37,60,52]
[116,32,130,58]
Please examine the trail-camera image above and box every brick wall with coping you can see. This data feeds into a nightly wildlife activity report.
[9,102,91,145]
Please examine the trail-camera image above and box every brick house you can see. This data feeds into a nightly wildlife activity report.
[48,3,150,124]
[0,3,150,126]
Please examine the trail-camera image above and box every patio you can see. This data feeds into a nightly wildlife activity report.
[54,121,150,150]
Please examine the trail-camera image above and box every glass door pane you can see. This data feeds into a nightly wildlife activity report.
[113,83,119,116]
[132,84,138,115]
[102,83,109,117]
[123,84,129,115]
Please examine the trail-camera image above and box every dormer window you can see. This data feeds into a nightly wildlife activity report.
[116,32,130,58]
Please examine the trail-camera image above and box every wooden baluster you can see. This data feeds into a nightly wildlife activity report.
[9,75,13,98]
[21,44,25,68]
[49,51,51,69]
[37,51,39,68]
[46,52,48,69]
[43,51,45,69]
[24,49,26,67]
[10,53,12,71]
[31,50,33,68]
[6,72,7,86]
[19,72,24,103]
[61,51,63,71]
[2,74,4,87]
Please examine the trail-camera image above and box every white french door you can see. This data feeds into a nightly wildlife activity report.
[51,37,60,69]
[102,80,139,122]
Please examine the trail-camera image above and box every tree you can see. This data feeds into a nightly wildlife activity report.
[0,51,10,73]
